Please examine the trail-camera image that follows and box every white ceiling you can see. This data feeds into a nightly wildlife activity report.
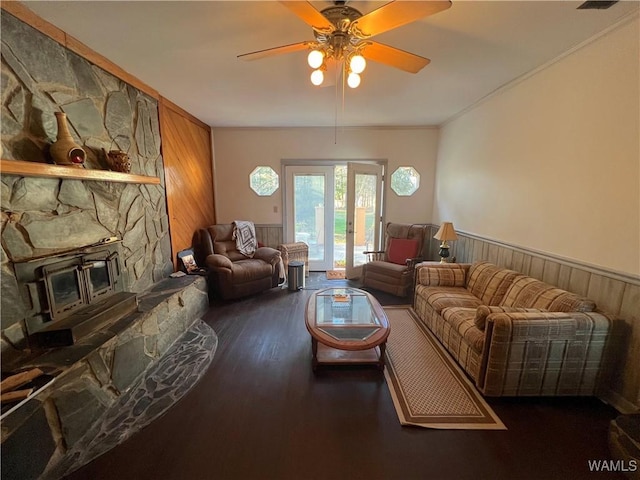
[22,1,639,128]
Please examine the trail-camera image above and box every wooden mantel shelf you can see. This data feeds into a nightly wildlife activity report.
[0,159,160,185]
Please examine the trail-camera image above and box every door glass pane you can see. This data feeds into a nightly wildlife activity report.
[353,172,377,268]
[334,166,347,269]
[294,174,325,263]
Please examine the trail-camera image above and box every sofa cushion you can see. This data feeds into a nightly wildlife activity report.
[416,286,483,314]
[387,238,419,265]
[230,259,274,283]
[466,262,523,306]
[417,264,466,287]
[500,276,596,312]
[363,260,410,279]
[473,305,546,330]
[441,307,485,354]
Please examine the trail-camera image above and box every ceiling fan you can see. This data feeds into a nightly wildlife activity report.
[238,1,452,88]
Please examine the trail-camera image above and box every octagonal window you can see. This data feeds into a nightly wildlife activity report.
[391,166,420,196]
[250,166,279,196]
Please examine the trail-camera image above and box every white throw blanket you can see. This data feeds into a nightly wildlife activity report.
[233,220,257,257]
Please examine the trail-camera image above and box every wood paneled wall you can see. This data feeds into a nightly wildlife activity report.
[159,98,215,268]
[255,224,284,249]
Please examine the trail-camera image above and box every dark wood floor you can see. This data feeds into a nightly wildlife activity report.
[67,274,622,480]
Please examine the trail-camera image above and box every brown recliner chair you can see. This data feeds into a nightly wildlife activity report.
[361,223,427,297]
[194,224,283,300]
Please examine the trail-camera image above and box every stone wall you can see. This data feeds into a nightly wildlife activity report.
[0,12,173,362]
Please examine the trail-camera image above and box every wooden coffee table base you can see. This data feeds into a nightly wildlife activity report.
[311,338,386,371]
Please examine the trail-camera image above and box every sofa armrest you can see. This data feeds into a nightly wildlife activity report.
[474,305,548,330]
[254,246,281,265]
[205,253,233,270]
[415,263,471,287]
[479,311,612,396]
[193,228,215,265]
[406,257,424,269]
[363,250,385,262]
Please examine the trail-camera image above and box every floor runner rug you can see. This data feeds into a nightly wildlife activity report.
[326,270,346,280]
[383,306,506,430]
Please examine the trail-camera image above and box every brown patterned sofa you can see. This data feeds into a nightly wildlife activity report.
[413,261,613,396]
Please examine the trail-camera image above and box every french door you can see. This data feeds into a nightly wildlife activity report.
[284,166,335,272]
[284,162,383,278]
[345,163,383,279]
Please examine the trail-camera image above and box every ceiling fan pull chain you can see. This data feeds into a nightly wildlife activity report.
[334,64,339,145]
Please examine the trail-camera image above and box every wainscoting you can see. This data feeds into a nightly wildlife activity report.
[256,223,640,412]
[255,224,284,249]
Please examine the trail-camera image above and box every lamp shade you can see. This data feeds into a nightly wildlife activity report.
[434,222,458,242]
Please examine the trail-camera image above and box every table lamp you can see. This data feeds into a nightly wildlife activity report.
[434,222,458,263]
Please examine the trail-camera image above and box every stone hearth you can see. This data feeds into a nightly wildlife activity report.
[51,320,217,479]
[0,275,212,480]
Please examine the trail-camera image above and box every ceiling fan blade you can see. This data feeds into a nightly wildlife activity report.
[362,41,430,74]
[238,42,311,61]
[351,1,452,38]
[279,1,335,34]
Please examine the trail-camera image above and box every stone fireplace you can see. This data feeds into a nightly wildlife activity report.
[13,239,136,350]
[1,11,214,480]
[1,10,174,368]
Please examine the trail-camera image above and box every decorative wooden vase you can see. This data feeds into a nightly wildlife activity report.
[50,112,86,168]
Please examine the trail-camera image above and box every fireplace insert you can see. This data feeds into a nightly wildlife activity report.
[13,240,137,348]
[43,251,118,321]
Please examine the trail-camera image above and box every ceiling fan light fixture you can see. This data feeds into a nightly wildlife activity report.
[347,72,361,89]
[349,54,366,74]
[307,49,325,69]
[310,68,324,86]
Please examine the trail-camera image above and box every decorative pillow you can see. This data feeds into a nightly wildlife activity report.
[474,305,546,330]
[386,238,419,265]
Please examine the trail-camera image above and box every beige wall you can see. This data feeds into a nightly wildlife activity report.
[212,127,439,226]
[434,17,640,276]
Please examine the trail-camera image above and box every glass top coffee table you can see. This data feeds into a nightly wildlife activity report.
[305,287,390,371]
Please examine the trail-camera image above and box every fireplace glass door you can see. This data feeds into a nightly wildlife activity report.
[42,252,119,322]
[87,260,113,300]
[44,264,87,318]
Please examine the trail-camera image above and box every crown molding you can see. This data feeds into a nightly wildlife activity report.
[441,9,640,127]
